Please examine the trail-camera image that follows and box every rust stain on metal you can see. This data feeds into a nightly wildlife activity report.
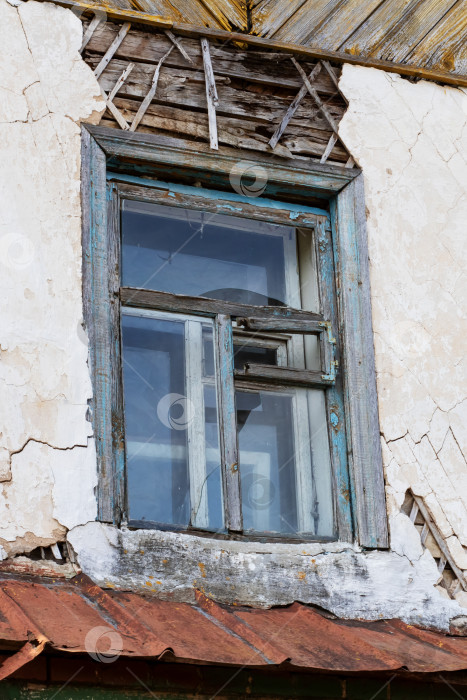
[0,574,465,681]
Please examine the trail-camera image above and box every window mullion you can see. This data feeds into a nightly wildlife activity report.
[215,314,242,533]
[184,320,208,530]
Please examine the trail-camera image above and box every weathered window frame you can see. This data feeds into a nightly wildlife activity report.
[82,124,388,548]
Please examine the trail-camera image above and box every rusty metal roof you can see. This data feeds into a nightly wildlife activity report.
[1,574,467,681]
[47,0,467,86]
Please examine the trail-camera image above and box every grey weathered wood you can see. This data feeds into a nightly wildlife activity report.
[332,173,388,548]
[106,183,126,524]
[84,21,341,93]
[80,13,105,53]
[81,128,114,523]
[216,315,242,532]
[236,363,333,387]
[89,55,344,130]
[165,29,194,64]
[320,133,338,164]
[116,181,328,228]
[104,94,130,130]
[94,21,131,79]
[87,126,357,200]
[130,45,174,132]
[269,62,322,149]
[237,317,323,333]
[108,62,135,102]
[291,57,340,136]
[120,287,325,324]
[200,38,219,150]
[412,493,467,591]
[310,220,352,543]
[102,62,135,131]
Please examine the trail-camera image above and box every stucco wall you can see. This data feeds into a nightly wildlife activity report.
[0,0,466,630]
[0,0,104,554]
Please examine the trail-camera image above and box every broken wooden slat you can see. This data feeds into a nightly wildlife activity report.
[165,29,194,64]
[420,522,429,545]
[345,156,356,168]
[100,63,135,131]
[320,133,338,164]
[412,492,467,592]
[108,62,135,102]
[94,21,131,79]
[291,57,340,136]
[322,59,341,91]
[409,501,419,523]
[104,93,130,130]
[80,13,105,53]
[130,45,174,132]
[200,37,219,150]
[269,62,322,149]
[438,555,447,574]
[84,23,341,94]
[89,55,344,130]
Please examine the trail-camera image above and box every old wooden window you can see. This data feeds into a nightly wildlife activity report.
[83,126,388,547]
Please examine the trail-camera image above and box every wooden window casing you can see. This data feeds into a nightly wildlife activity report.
[82,124,389,548]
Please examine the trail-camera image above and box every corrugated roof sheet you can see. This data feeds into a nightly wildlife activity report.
[46,0,467,85]
[0,574,467,681]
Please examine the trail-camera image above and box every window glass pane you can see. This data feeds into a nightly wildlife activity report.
[122,311,223,531]
[122,201,290,306]
[233,344,277,370]
[237,388,334,538]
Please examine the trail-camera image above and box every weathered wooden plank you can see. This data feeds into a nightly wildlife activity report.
[167,0,228,29]
[201,38,219,150]
[216,315,242,532]
[106,183,126,524]
[90,56,345,128]
[191,0,247,31]
[165,29,194,64]
[406,0,467,73]
[252,0,308,38]
[235,363,332,387]
[90,124,356,197]
[270,0,350,44]
[237,317,323,332]
[292,58,339,136]
[304,0,383,52]
[80,13,105,53]
[269,62,322,149]
[54,2,467,86]
[104,95,130,130]
[94,21,131,78]
[108,96,298,158]
[120,288,330,323]
[128,0,183,20]
[341,0,460,62]
[130,45,174,131]
[116,180,328,226]
[320,133,338,164]
[84,22,341,94]
[412,493,467,591]
[81,129,114,523]
[312,220,353,544]
[331,174,388,549]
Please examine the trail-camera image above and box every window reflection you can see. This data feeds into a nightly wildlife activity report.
[122,201,288,306]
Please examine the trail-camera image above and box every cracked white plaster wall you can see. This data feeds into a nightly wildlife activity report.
[0,0,105,555]
[338,65,467,583]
